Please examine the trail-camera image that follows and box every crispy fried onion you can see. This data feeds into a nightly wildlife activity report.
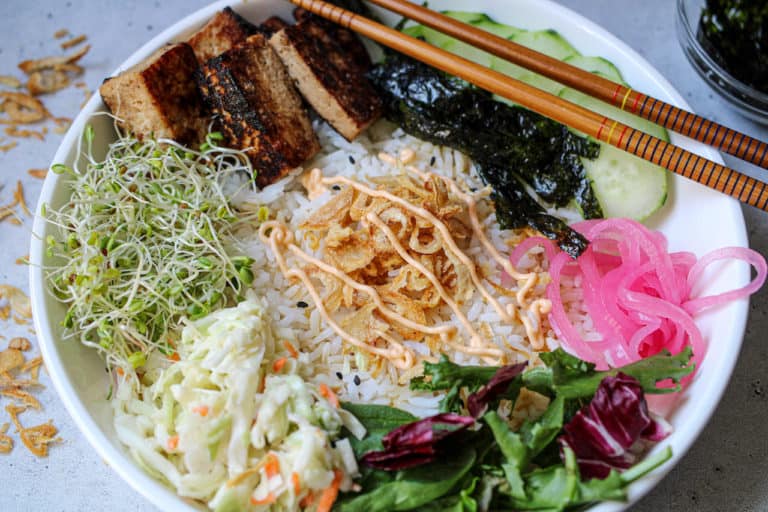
[0,284,32,319]
[5,405,60,457]
[261,156,552,371]
[0,423,11,454]
[16,44,89,96]
[18,44,90,74]
[0,92,49,124]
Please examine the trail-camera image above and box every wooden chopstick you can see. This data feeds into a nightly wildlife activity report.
[368,0,768,171]
[288,0,768,212]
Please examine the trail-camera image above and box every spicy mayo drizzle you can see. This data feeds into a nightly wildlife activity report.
[260,154,552,368]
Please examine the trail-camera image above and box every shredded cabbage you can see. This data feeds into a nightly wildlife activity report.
[113,296,356,511]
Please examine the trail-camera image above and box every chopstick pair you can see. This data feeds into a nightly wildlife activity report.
[288,0,768,212]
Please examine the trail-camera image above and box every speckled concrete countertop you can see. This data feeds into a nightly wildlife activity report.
[1,0,767,510]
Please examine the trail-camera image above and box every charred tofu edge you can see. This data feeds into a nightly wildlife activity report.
[187,6,258,63]
[99,42,207,146]
[195,34,320,188]
[269,21,382,141]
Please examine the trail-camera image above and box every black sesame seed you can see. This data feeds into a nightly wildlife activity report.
[336,371,343,380]
[353,375,361,386]
[332,185,341,191]
[296,300,309,308]
[429,156,436,166]
[348,155,356,164]
[330,440,337,448]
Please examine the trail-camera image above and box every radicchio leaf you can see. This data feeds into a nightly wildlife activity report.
[361,413,475,470]
[558,372,670,479]
[467,362,528,418]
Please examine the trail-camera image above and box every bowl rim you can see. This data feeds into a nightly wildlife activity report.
[29,1,749,511]
[675,0,768,111]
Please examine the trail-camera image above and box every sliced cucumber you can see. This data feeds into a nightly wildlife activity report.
[403,22,494,68]
[510,29,579,61]
[581,144,668,220]
[490,29,580,101]
[491,57,565,96]
[444,39,494,67]
[559,87,669,220]
[474,20,522,39]
[559,85,668,141]
[439,10,491,25]
[404,12,521,69]
[401,12,669,221]
[563,55,623,81]
[440,11,523,39]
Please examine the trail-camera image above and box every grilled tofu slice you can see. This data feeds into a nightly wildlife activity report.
[187,7,258,63]
[269,18,382,141]
[196,33,320,188]
[258,16,290,36]
[99,43,206,146]
[292,7,373,72]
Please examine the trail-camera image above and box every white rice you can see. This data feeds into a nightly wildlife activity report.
[232,119,561,416]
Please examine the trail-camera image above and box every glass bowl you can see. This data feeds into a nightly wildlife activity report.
[676,0,768,123]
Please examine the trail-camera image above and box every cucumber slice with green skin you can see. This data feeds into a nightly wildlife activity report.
[402,12,668,221]
[581,144,668,220]
[440,11,523,39]
[559,85,669,220]
[491,57,565,97]
[408,24,495,67]
[445,39,494,67]
[559,84,668,141]
[438,10,489,25]
[510,29,580,61]
[403,12,518,68]
[491,29,581,101]
[562,55,623,81]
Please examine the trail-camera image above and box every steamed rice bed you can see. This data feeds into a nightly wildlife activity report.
[235,119,561,416]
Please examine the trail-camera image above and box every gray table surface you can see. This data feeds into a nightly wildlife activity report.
[1,0,767,510]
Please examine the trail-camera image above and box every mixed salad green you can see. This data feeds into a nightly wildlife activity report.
[336,348,694,512]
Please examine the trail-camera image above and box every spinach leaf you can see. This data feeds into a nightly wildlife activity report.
[521,346,695,400]
[336,447,476,512]
[505,446,580,511]
[410,355,498,413]
[417,476,479,512]
[545,346,695,399]
[411,355,498,392]
[484,394,566,497]
[520,395,565,457]
[341,403,417,456]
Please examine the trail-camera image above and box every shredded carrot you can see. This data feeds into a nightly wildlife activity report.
[272,357,287,373]
[283,340,299,358]
[316,469,343,512]
[264,452,280,479]
[319,383,340,408]
[166,435,179,451]
[250,492,276,506]
[169,352,180,362]
[291,472,301,495]
[116,367,124,376]
[192,405,209,417]
[299,490,316,508]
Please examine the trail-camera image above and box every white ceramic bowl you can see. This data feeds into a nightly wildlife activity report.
[29,0,750,510]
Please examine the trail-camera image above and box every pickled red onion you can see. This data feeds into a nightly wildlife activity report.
[510,218,766,374]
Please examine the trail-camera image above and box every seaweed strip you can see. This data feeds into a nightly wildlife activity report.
[368,52,599,257]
